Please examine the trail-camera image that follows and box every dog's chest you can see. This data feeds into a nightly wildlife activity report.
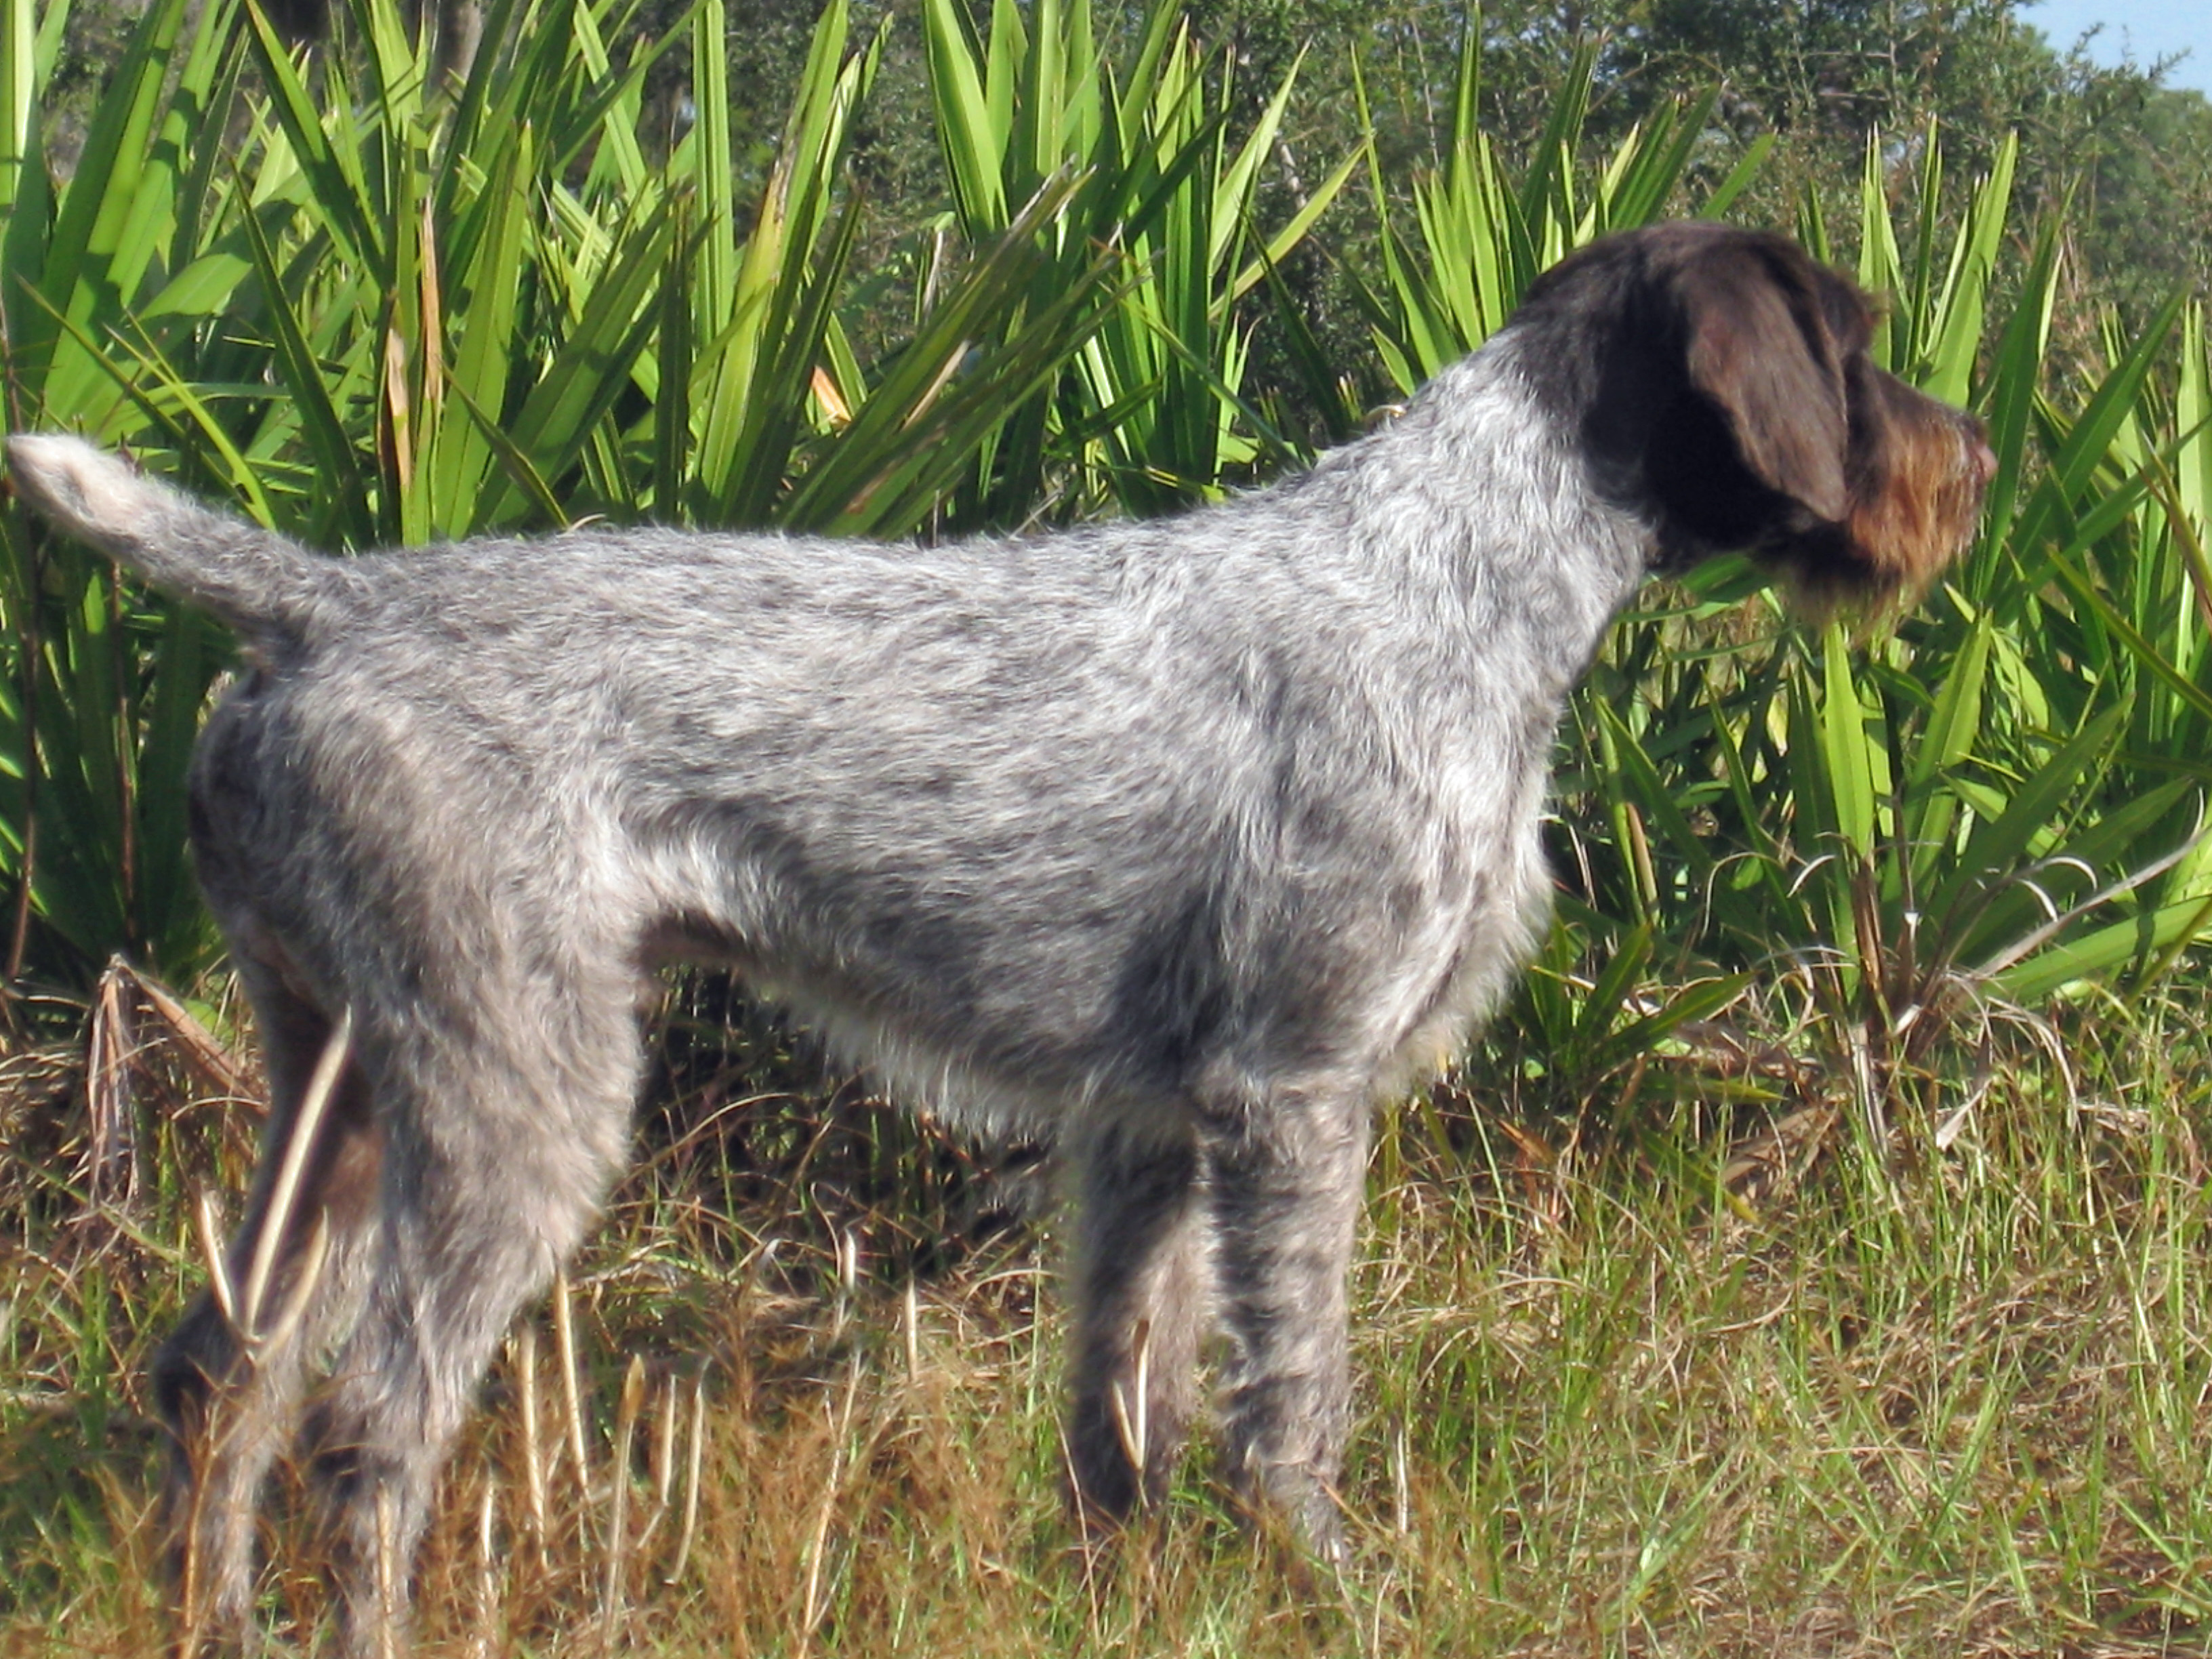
[1370,734,1559,1084]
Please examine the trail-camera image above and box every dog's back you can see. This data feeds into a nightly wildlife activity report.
[20,424,1578,1138]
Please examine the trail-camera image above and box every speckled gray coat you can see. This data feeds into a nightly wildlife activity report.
[5,222,1988,1658]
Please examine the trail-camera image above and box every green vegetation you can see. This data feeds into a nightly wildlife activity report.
[2,0,2210,1652]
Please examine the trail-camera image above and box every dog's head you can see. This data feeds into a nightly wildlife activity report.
[1514,221,1992,611]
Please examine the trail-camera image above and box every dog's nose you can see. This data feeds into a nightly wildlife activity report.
[1959,416,1998,485]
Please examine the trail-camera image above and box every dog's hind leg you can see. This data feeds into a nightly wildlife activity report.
[1205,1076,1370,1561]
[152,952,383,1654]
[298,978,640,1659]
[1064,1119,1214,1531]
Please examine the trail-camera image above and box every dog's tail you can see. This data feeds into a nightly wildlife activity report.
[7,434,333,644]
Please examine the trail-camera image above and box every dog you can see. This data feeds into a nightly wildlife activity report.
[7,222,1990,1656]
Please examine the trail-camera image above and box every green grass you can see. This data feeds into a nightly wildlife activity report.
[2,981,2207,1656]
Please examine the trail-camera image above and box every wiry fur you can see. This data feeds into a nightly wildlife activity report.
[5,222,1989,1656]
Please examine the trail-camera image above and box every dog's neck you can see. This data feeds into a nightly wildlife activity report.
[1341,329,1655,702]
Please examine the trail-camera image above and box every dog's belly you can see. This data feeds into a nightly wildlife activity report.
[629,764,1554,1143]
[634,902,1121,1143]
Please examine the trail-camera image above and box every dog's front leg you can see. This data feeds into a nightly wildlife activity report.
[1063,1120,1214,1531]
[1206,1080,1369,1562]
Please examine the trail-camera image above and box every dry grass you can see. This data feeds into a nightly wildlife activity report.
[3,968,2210,1657]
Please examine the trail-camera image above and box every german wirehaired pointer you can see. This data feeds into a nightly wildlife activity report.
[8,222,1990,1654]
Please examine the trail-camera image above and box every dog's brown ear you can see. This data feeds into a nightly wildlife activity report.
[1676,246,1851,524]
